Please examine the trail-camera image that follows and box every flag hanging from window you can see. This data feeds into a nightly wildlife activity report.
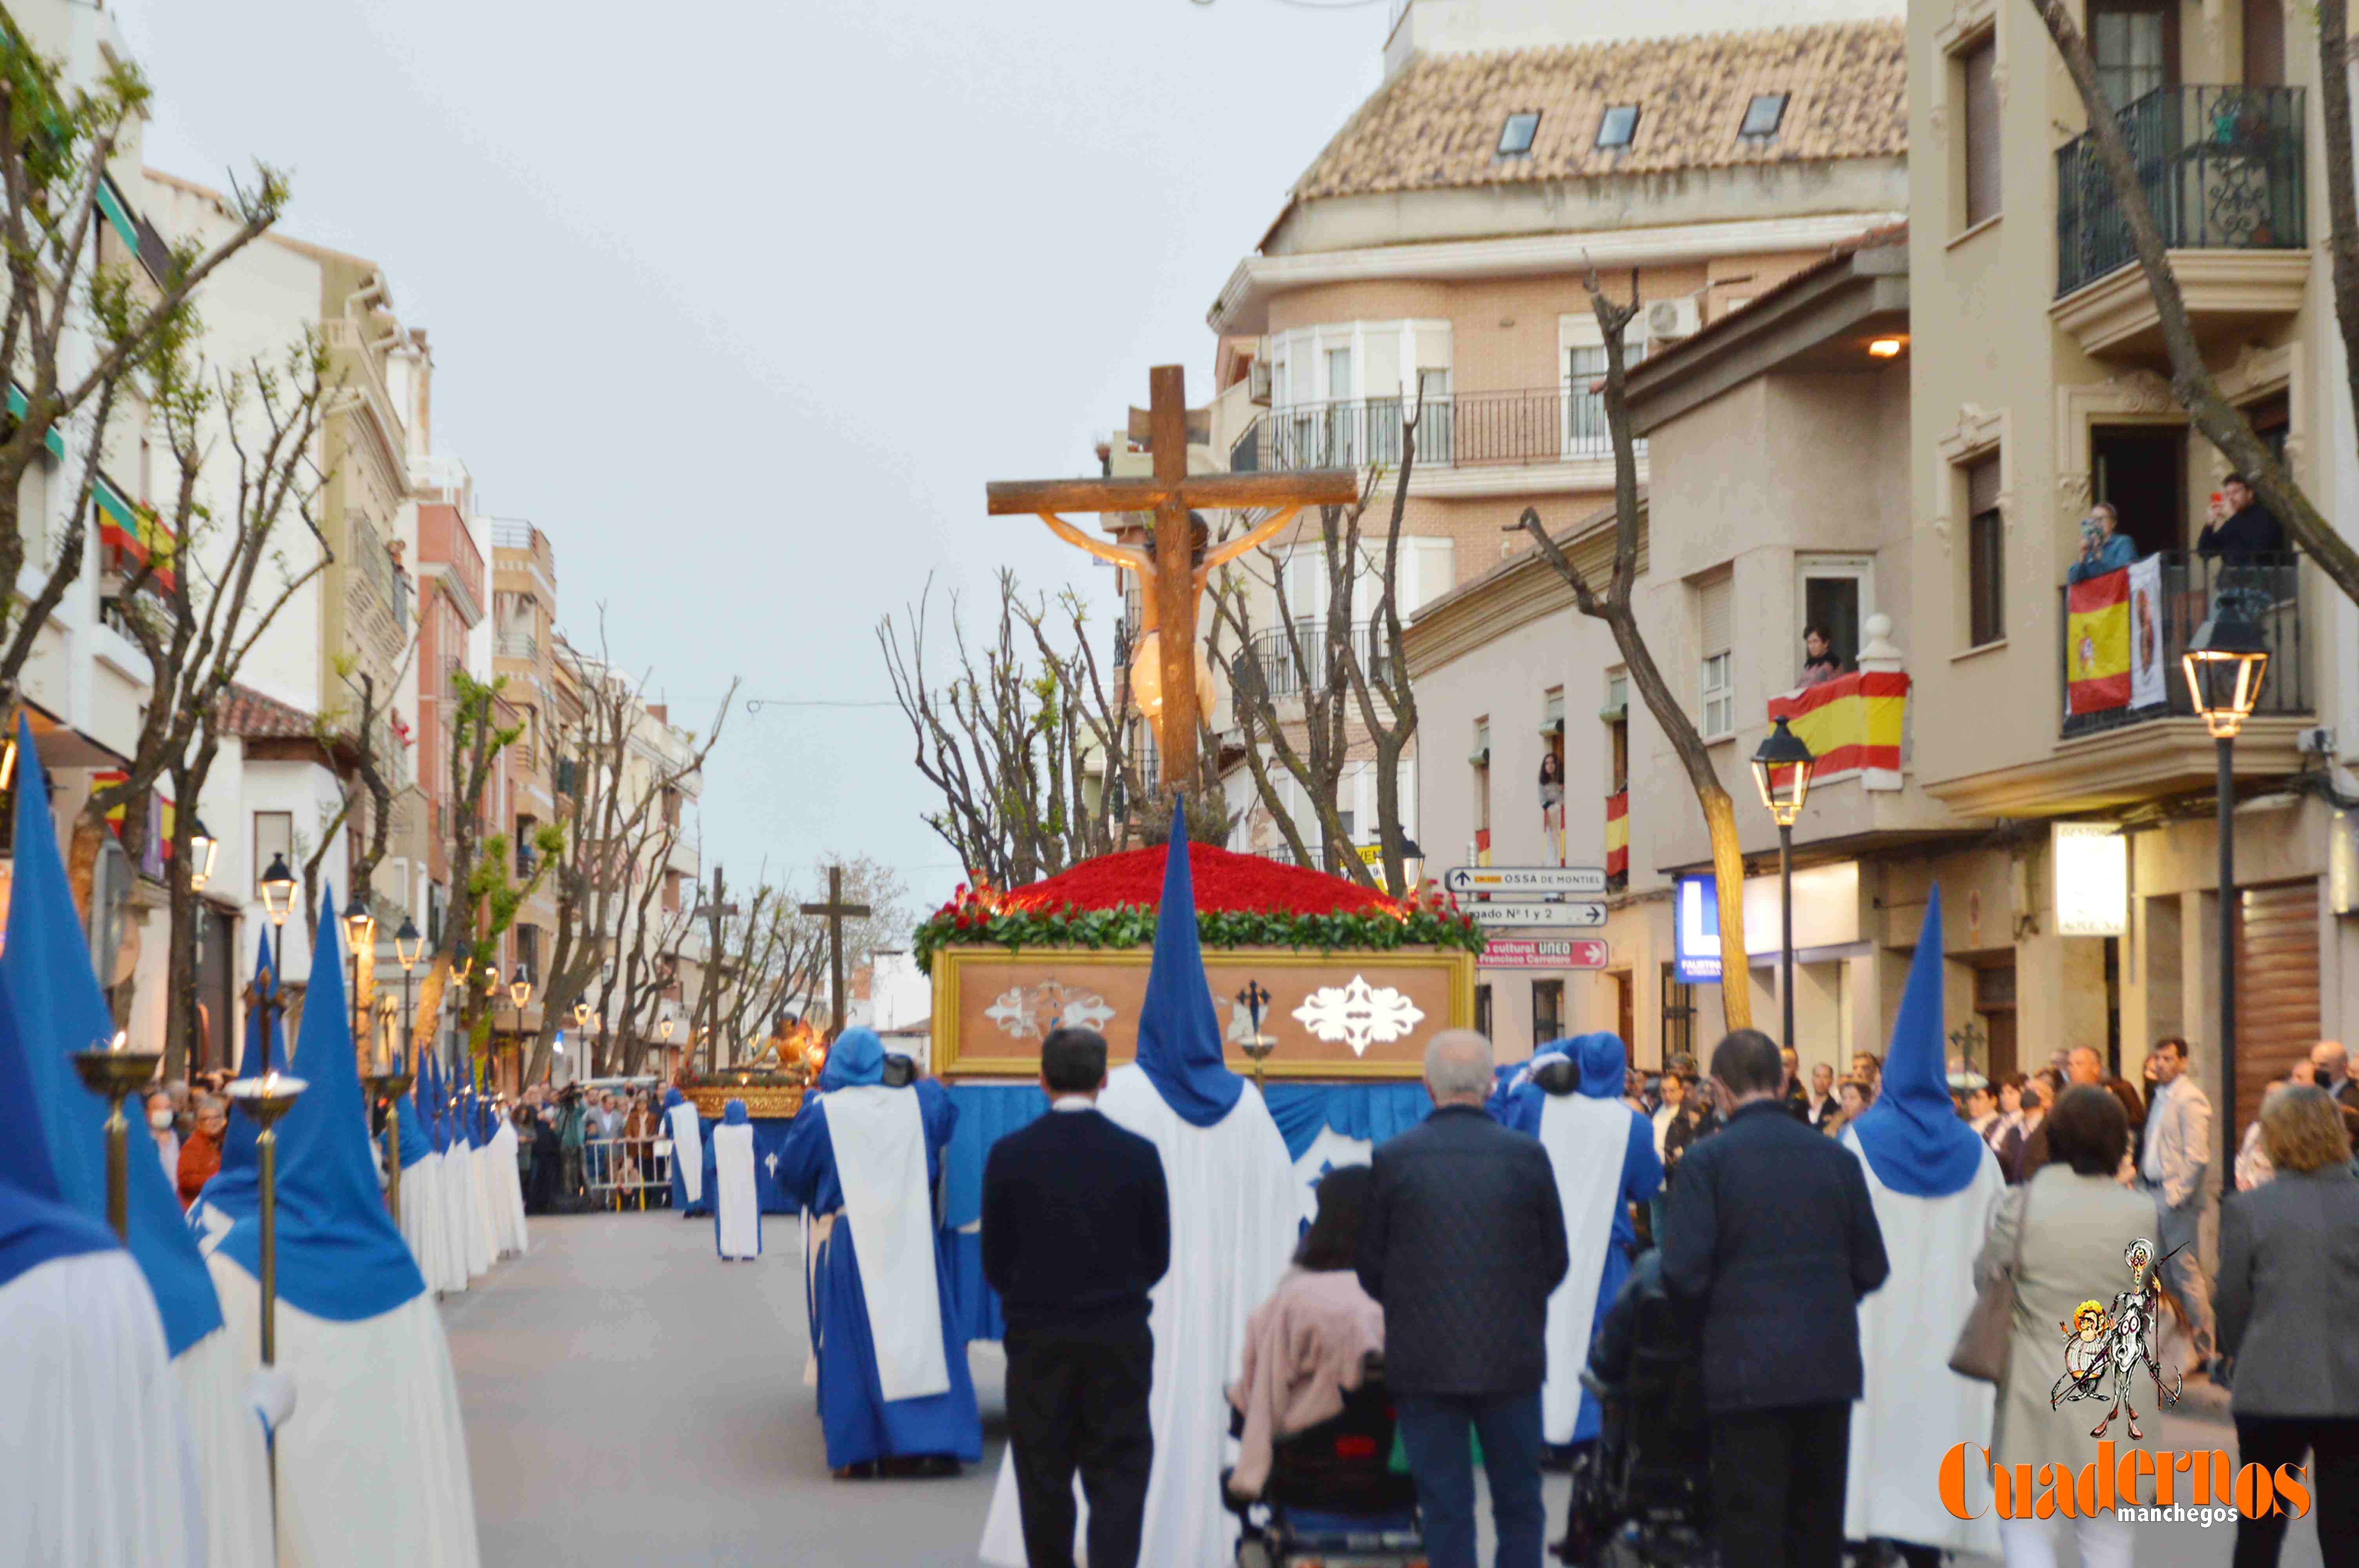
[2065,566,2132,715]
[1605,791,1629,883]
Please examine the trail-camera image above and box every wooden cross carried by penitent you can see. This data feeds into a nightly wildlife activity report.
[985,364,1358,792]
[801,864,870,1041]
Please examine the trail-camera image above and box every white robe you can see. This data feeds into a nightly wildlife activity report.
[823,1086,949,1398]
[399,1152,453,1294]
[1537,1092,1634,1445]
[1840,1130,2005,1556]
[206,1254,481,1566]
[980,1067,1298,1568]
[488,1121,528,1256]
[429,1152,472,1294]
[667,1102,704,1205]
[468,1140,502,1267]
[455,1140,494,1280]
[0,1250,203,1568]
[173,1323,275,1568]
[712,1121,760,1259]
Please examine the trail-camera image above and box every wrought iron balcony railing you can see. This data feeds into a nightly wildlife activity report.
[2057,550,2308,739]
[2055,85,2306,297]
[1231,620,1397,701]
[1235,387,1634,475]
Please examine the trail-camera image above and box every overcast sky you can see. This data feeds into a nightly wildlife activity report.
[109,0,1389,909]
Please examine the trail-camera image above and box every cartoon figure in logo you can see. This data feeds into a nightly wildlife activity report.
[2051,1236,2183,1439]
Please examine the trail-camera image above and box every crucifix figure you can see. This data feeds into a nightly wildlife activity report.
[986,364,1357,791]
[800,864,870,1041]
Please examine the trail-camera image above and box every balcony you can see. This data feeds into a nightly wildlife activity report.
[496,632,538,664]
[2054,86,2307,356]
[1235,388,1630,478]
[2059,551,2308,739]
[1230,620,1396,700]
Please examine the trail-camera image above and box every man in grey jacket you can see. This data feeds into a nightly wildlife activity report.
[2138,1036,2215,1365]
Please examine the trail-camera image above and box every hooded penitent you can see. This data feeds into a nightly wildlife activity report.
[820,1027,884,1091]
[1849,888,1989,1199]
[1133,800,1243,1128]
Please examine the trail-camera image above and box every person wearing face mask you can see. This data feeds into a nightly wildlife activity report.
[145,1087,179,1187]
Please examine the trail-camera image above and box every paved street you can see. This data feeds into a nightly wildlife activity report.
[443,1213,2321,1568]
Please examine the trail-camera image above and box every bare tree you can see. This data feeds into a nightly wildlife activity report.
[880,572,1139,887]
[2025,0,2359,601]
[531,630,733,1083]
[0,38,289,710]
[605,821,698,1074]
[1514,276,1752,1028]
[82,335,333,1072]
[1213,411,1421,891]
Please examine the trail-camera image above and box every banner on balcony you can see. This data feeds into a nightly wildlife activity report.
[1605,792,1628,883]
[2126,554,2166,709]
[2065,566,2132,715]
[1765,671,1908,786]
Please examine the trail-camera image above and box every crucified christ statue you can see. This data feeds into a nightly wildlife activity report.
[986,364,1358,791]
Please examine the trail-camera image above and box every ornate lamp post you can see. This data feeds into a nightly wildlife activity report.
[258,853,297,931]
[2183,609,2270,1172]
[187,818,218,893]
[1750,716,1817,1055]
[343,893,375,1052]
[508,964,533,1096]
[70,1030,156,1240]
[362,987,413,1227]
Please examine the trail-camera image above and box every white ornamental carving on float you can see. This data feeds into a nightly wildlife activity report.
[1290,975,1425,1057]
[984,980,1116,1041]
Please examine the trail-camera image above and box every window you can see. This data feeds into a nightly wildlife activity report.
[2091,0,2175,106]
[1596,104,1639,149]
[1604,670,1629,794]
[253,811,292,898]
[1797,555,1873,678]
[1475,984,1494,1041]
[1533,980,1565,1045]
[516,814,538,876]
[1739,92,1788,138]
[1498,111,1540,156]
[1961,34,2001,227]
[1473,717,1492,864]
[1697,574,1734,739]
[1565,323,1646,454]
[515,923,538,977]
[1966,455,2006,646]
[1325,347,1353,403]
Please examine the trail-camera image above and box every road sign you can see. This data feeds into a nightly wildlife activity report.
[1480,938,1610,971]
[1467,901,1607,929]
[1445,866,1607,897]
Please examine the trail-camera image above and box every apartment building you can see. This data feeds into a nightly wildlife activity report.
[1903,0,2358,1136]
[488,521,560,1079]
[1191,4,1911,864]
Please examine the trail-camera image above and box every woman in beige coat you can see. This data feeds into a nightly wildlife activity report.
[1975,1085,2157,1568]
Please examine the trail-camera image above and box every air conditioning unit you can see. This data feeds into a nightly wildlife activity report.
[1646,293,1703,343]
[1248,359,1272,405]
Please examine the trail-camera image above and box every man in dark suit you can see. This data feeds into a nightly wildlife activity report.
[1662,1029,1890,1568]
[1358,1029,1567,1568]
[2307,1041,2359,1139]
[981,1027,1170,1568]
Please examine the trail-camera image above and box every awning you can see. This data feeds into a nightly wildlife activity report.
[5,384,67,459]
[95,175,140,254]
[91,473,176,592]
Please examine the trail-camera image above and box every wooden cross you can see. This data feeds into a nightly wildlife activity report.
[800,864,870,1041]
[986,364,1358,792]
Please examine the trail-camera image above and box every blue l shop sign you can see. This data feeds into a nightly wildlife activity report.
[1674,875,1721,984]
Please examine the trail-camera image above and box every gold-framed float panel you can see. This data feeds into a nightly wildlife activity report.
[931,945,1476,1080]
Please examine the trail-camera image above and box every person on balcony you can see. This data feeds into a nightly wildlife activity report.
[2065,502,2139,584]
[1799,624,1843,685]
[2197,473,2286,559]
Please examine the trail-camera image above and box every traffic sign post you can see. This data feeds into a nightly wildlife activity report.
[1479,938,1609,971]
[1466,902,1607,929]
[1445,866,1606,897]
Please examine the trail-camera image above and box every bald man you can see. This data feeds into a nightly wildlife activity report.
[2067,1046,2146,1143]
[2308,1042,2359,1138]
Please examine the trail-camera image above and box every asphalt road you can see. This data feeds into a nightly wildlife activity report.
[440,1211,2322,1567]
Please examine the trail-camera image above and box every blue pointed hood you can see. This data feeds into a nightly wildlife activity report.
[452,1078,475,1151]
[1577,1032,1628,1098]
[1850,888,1990,1198]
[419,1050,446,1154]
[209,891,425,1319]
[723,1099,750,1125]
[2,717,222,1350]
[821,1026,884,1090]
[208,934,285,1201]
[0,962,117,1287]
[664,1087,685,1109]
[1134,802,1246,1127]
[391,1056,431,1171]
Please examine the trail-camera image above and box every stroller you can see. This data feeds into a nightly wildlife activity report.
[1557,1279,1713,1568]
[1226,1356,1427,1567]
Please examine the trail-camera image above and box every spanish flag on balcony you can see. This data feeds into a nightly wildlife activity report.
[2065,567,2132,715]
[92,475,177,594]
[1605,791,1629,882]
[1767,671,1909,778]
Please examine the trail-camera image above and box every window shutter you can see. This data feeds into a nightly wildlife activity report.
[1967,454,2002,517]
[1699,574,1734,654]
[1963,36,2001,226]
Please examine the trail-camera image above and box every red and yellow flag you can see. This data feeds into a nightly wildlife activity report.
[2065,567,2132,714]
[1605,792,1629,881]
[1766,671,1909,777]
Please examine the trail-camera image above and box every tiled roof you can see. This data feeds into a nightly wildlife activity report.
[1291,21,1907,202]
[218,682,316,740]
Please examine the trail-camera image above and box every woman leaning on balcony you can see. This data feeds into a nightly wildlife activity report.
[2066,503,2141,585]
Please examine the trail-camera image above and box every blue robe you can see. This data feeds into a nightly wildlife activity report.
[776,1076,981,1468]
[1500,1034,1662,1443]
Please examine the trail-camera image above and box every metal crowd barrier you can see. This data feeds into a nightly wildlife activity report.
[579,1133,673,1212]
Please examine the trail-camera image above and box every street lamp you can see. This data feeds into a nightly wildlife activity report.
[1750,716,1817,1055]
[258,853,297,929]
[344,893,374,1048]
[187,817,218,893]
[2183,609,2270,1173]
[509,964,533,1096]
[393,917,421,1076]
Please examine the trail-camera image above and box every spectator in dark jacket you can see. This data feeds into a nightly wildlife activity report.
[2198,473,2287,557]
[1662,1029,1890,1568]
[982,1027,1170,1568]
[1358,1030,1567,1568]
